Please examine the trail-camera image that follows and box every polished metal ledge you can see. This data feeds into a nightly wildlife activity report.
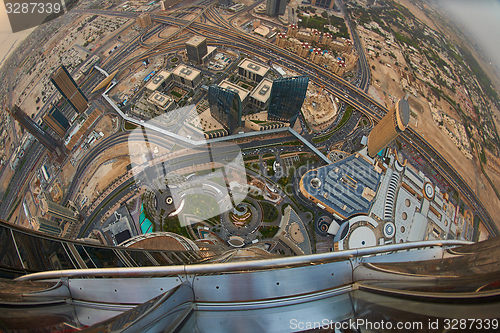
[16,240,471,282]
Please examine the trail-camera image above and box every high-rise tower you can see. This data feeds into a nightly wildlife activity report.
[267,76,309,127]
[208,85,242,133]
[266,0,286,16]
[43,107,70,138]
[185,36,208,64]
[50,66,88,114]
[7,105,65,157]
[367,97,410,157]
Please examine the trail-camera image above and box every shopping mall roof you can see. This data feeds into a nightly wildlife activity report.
[301,154,382,219]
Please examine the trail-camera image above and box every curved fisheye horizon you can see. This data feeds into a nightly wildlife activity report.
[0,0,500,332]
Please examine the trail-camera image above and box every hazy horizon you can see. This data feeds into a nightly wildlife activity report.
[437,0,500,84]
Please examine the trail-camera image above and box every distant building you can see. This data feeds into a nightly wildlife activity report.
[137,13,152,28]
[50,66,88,114]
[186,36,208,64]
[218,0,232,7]
[147,91,176,113]
[367,97,410,157]
[312,0,336,9]
[38,197,79,238]
[275,32,287,47]
[146,70,172,92]
[8,105,66,160]
[249,78,273,109]
[266,0,286,16]
[288,24,299,37]
[299,153,382,220]
[33,216,61,237]
[208,85,242,133]
[219,79,251,106]
[42,199,79,225]
[238,59,269,83]
[43,107,70,138]
[172,65,202,88]
[267,76,309,126]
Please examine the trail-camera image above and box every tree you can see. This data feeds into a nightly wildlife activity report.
[322,11,328,18]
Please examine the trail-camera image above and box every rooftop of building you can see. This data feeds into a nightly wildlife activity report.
[276,206,312,255]
[301,153,382,219]
[396,98,410,130]
[238,59,269,76]
[122,232,199,252]
[148,91,174,107]
[146,70,171,91]
[186,36,206,47]
[219,79,251,102]
[172,65,201,81]
[250,78,273,103]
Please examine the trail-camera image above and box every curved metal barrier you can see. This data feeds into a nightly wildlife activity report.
[16,239,471,281]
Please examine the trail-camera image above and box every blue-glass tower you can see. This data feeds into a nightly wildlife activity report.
[267,76,309,127]
[208,85,242,134]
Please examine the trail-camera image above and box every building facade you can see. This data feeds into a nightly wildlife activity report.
[185,36,208,64]
[312,0,336,9]
[208,85,242,133]
[137,13,152,28]
[8,105,65,158]
[367,97,410,157]
[266,0,286,16]
[172,65,202,88]
[238,59,269,83]
[267,76,309,126]
[43,107,70,138]
[50,66,88,114]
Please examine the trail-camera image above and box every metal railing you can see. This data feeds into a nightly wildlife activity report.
[16,240,472,282]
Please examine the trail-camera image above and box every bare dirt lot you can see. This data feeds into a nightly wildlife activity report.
[83,157,131,202]
[93,114,118,138]
[413,97,500,229]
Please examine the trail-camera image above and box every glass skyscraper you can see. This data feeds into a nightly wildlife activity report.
[267,76,309,127]
[208,85,242,133]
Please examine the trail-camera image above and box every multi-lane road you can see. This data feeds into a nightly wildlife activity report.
[4,2,496,236]
[73,3,497,235]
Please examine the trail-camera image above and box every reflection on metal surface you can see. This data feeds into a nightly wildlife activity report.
[80,284,194,333]
[3,218,500,332]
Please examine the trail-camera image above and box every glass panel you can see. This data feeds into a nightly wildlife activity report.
[149,252,173,266]
[0,225,23,270]
[74,245,96,268]
[13,231,74,271]
[125,250,155,267]
[83,246,125,268]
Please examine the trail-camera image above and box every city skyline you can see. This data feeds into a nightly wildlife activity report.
[0,0,499,330]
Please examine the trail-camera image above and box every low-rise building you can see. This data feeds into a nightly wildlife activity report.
[146,70,172,92]
[172,65,202,88]
[219,79,251,106]
[238,59,269,83]
[147,91,176,113]
[249,78,273,109]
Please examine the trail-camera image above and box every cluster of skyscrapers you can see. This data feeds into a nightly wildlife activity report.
[7,65,88,163]
[207,59,309,133]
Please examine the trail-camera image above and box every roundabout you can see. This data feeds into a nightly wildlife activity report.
[157,187,180,217]
[220,197,263,242]
[316,215,332,237]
